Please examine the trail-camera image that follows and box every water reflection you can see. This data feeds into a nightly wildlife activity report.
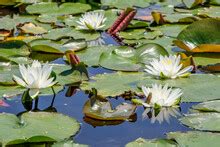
[142,107,181,124]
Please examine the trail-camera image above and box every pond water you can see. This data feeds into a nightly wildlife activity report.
[0,65,196,147]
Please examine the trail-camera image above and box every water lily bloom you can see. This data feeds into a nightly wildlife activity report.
[141,84,182,107]
[144,55,193,79]
[76,11,106,30]
[13,60,56,98]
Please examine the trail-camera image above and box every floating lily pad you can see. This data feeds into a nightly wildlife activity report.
[174,18,220,52]
[20,23,47,35]
[76,45,115,66]
[52,140,88,147]
[101,0,150,9]
[180,113,220,131]
[192,100,220,112]
[140,74,220,102]
[43,27,100,41]
[83,99,136,121]
[99,43,168,71]
[192,53,220,66]
[0,112,80,146]
[126,138,177,147]
[167,131,220,147]
[26,2,91,15]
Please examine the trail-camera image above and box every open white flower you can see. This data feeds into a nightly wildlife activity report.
[141,84,182,107]
[76,12,106,30]
[145,55,193,79]
[13,60,56,98]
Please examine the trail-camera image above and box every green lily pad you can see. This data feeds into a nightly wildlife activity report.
[76,45,115,66]
[174,18,220,52]
[0,112,80,146]
[99,43,168,71]
[167,131,220,147]
[192,53,220,66]
[83,99,136,121]
[52,140,88,147]
[101,0,150,9]
[180,113,220,131]
[26,2,91,15]
[182,0,203,9]
[81,72,145,97]
[29,39,67,54]
[43,27,100,41]
[140,74,220,102]
[126,138,177,147]
[192,100,220,112]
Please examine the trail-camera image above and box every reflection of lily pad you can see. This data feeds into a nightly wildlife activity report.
[0,112,80,146]
[83,99,136,121]
[174,19,220,52]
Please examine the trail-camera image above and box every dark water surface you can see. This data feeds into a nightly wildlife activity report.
[0,66,196,147]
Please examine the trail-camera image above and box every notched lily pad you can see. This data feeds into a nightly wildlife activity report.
[0,112,80,146]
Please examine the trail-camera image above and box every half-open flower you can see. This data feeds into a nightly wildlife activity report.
[144,55,193,79]
[141,84,182,107]
[76,11,106,30]
[13,60,56,98]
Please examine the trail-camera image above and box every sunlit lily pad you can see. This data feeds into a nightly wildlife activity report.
[192,100,220,112]
[81,72,145,97]
[126,138,177,147]
[167,131,220,147]
[52,140,88,147]
[83,99,136,121]
[99,43,168,71]
[101,0,150,9]
[174,18,220,52]
[26,2,91,15]
[20,23,47,35]
[0,112,80,146]
[180,113,220,131]
[43,27,100,41]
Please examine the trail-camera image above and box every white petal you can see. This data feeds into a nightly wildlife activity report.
[13,75,27,87]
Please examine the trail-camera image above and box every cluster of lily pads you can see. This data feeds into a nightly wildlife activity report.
[0,0,219,146]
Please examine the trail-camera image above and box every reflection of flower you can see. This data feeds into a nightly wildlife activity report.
[142,107,181,124]
[87,37,105,47]
[76,12,106,30]
[144,55,193,79]
[13,60,56,98]
[141,84,182,107]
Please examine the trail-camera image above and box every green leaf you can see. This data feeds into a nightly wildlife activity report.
[192,100,220,112]
[43,28,100,41]
[26,2,91,15]
[83,99,136,121]
[99,43,168,71]
[180,113,220,131]
[76,45,115,66]
[126,138,177,147]
[174,18,220,52]
[52,140,88,147]
[101,0,150,9]
[182,0,203,9]
[167,131,220,147]
[81,72,145,97]
[0,112,80,146]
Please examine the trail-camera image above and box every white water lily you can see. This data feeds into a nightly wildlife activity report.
[76,11,106,30]
[145,55,193,79]
[13,60,56,98]
[141,84,182,107]
[142,107,181,124]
